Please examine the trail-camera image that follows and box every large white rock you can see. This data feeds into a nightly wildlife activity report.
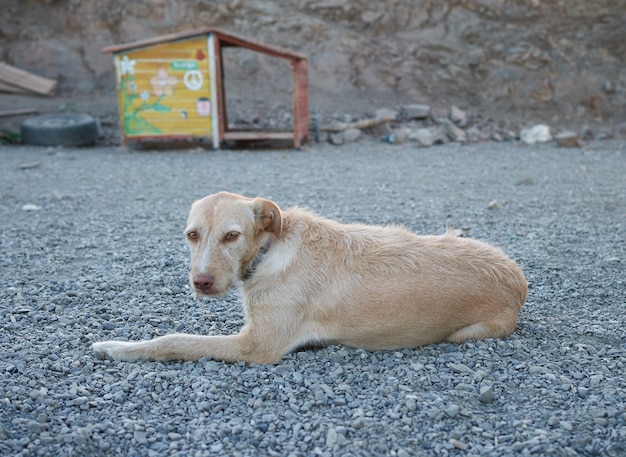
[520,124,552,144]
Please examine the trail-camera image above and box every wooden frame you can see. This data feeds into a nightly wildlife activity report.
[103,27,308,148]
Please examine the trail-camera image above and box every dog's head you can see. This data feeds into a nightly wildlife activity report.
[184,191,283,297]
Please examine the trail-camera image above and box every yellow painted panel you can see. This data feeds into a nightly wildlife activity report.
[114,36,213,138]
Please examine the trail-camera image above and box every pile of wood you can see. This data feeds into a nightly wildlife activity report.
[0,62,56,97]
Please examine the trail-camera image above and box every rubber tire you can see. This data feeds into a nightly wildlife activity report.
[21,113,98,147]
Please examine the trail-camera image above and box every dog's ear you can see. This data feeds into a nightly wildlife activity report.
[251,198,283,237]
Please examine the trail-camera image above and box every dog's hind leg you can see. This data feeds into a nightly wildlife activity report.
[445,317,518,344]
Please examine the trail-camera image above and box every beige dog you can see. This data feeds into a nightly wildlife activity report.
[92,191,527,364]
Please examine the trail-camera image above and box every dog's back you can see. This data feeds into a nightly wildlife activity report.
[244,207,527,351]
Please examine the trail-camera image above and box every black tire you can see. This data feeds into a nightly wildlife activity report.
[21,113,99,146]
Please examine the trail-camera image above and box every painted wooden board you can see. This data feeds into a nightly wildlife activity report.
[113,36,213,138]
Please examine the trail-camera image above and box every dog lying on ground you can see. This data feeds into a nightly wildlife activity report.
[92,191,527,364]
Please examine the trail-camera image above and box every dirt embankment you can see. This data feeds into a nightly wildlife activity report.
[1,0,625,139]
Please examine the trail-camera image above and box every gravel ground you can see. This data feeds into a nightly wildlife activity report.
[1,140,625,456]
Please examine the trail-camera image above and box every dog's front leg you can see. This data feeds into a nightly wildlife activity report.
[92,327,284,364]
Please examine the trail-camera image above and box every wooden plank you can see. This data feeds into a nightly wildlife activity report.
[0,108,39,117]
[0,62,57,96]
[322,116,392,132]
[222,131,294,141]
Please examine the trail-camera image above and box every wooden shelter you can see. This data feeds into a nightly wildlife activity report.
[103,27,308,148]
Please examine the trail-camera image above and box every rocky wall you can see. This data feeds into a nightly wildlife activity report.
[1,0,625,127]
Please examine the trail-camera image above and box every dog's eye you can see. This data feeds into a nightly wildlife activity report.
[224,232,240,242]
[186,231,199,241]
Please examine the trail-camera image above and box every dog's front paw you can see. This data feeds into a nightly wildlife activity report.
[92,341,134,361]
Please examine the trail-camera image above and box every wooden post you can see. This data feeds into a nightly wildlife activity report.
[208,33,220,149]
[292,58,309,148]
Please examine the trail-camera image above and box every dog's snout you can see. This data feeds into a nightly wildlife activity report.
[193,273,215,291]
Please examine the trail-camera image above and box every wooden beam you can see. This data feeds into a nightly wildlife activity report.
[0,80,30,94]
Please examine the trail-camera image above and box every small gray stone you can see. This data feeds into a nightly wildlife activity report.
[134,431,148,444]
[375,108,398,120]
[326,426,338,447]
[555,131,580,147]
[408,128,435,147]
[467,126,488,142]
[352,417,365,429]
[403,104,431,120]
[343,128,361,143]
[210,443,224,453]
[589,374,603,386]
[516,177,535,186]
[329,132,344,145]
[22,204,42,212]
[198,401,212,411]
[314,389,328,404]
[474,370,488,380]
[479,385,494,403]
[361,11,383,24]
[391,127,413,144]
[448,362,473,374]
[112,391,126,403]
[528,365,548,374]
[262,413,277,422]
[560,421,573,431]
[449,438,469,451]
[439,119,467,143]
[445,404,460,418]
[548,416,560,427]
[456,383,475,392]
[27,420,45,434]
[449,105,468,127]
[589,408,606,418]
[19,162,42,170]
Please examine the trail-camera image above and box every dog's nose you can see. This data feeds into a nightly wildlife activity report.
[193,274,214,291]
